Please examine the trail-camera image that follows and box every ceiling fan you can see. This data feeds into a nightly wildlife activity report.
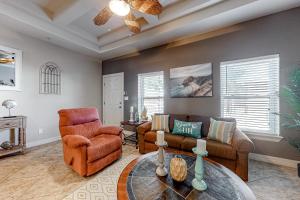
[93,0,162,34]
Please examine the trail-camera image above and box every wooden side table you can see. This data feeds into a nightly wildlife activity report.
[120,121,147,149]
[0,116,26,157]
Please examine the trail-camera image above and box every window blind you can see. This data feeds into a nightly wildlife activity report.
[220,55,280,135]
[138,71,164,118]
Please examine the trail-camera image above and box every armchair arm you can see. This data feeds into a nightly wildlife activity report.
[137,122,152,136]
[232,128,255,153]
[97,126,123,136]
[63,135,91,148]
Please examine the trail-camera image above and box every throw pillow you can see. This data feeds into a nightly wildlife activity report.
[151,114,170,132]
[172,119,202,139]
[207,118,235,144]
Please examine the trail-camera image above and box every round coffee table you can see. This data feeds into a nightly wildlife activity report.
[118,151,256,200]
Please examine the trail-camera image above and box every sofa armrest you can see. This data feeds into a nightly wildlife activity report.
[97,126,123,136]
[137,122,152,136]
[232,128,254,153]
[63,135,91,148]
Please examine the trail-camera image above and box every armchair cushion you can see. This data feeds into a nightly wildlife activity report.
[60,121,101,138]
[87,134,122,163]
[96,126,123,136]
[63,135,91,148]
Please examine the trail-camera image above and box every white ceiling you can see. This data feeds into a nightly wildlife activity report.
[0,0,299,60]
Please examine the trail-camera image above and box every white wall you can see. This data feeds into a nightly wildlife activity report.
[0,26,102,147]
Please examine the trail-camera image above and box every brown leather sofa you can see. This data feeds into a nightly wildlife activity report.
[137,114,254,181]
[58,108,123,176]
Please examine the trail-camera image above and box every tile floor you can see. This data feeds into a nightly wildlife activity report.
[0,141,299,200]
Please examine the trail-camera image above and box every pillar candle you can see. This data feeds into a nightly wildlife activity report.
[130,106,134,113]
[157,131,165,145]
[197,139,206,153]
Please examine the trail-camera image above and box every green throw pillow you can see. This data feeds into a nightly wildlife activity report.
[172,119,202,138]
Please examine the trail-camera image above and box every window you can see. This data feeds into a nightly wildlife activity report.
[138,71,164,118]
[220,55,279,135]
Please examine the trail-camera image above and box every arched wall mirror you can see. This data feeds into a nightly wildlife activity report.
[39,62,61,95]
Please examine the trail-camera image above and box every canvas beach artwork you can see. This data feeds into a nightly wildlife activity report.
[170,63,213,97]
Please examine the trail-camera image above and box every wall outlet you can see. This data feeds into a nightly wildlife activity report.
[38,128,44,135]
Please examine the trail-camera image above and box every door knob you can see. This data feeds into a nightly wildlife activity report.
[119,106,122,109]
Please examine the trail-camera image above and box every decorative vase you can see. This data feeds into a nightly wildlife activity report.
[170,155,187,182]
[141,106,148,121]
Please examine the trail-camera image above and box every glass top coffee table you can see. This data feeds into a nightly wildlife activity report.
[117,151,256,200]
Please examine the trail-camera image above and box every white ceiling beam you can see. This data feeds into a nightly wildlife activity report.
[99,0,300,60]
[0,1,101,54]
[97,0,224,46]
[53,0,109,25]
[98,0,257,55]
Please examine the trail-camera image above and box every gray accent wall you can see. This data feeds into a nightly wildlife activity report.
[103,8,300,160]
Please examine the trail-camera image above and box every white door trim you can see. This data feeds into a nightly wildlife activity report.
[102,72,124,125]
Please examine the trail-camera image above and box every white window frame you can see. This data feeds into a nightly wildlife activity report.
[220,54,280,136]
[138,71,164,118]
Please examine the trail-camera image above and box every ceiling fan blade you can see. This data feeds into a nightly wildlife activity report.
[94,6,113,25]
[124,11,141,34]
[127,0,162,15]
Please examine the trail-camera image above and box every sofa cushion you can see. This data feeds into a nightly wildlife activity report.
[151,114,170,132]
[87,135,122,163]
[144,131,184,149]
[169,114,189,131]
[208,118,235,144]
[181,137,236,160]
[189,115,211,137]
[169,114,211,137]
[172,119,202,138]
[169,114,236,137]
[165,133,185,149]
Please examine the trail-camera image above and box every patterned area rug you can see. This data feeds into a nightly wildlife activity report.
[64,155,138,200]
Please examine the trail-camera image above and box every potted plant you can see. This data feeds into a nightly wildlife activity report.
[277,68,300,176]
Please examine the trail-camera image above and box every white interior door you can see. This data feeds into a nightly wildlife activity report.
[103,72,124,125]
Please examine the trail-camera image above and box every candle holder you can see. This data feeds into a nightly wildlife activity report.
[155,141,168,176]
[192,147,208,191]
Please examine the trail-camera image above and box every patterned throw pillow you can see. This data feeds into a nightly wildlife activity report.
[172,119,202,139]
[207,118,235,144]
[151,114,170,132]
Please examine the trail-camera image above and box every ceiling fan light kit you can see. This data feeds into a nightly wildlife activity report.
[109,0,130,16]
[94,0,163,34]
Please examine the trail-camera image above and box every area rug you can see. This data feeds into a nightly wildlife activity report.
[63,155,138,200]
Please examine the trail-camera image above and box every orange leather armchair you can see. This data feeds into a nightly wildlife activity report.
[58,108,122,176]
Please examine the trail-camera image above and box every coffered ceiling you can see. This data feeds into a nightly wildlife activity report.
[0,0,299,60]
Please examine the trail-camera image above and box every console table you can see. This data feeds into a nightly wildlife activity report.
[0,116,26,157]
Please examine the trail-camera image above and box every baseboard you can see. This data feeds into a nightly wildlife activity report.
[249,153,299,168]
[27,136,61,148]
